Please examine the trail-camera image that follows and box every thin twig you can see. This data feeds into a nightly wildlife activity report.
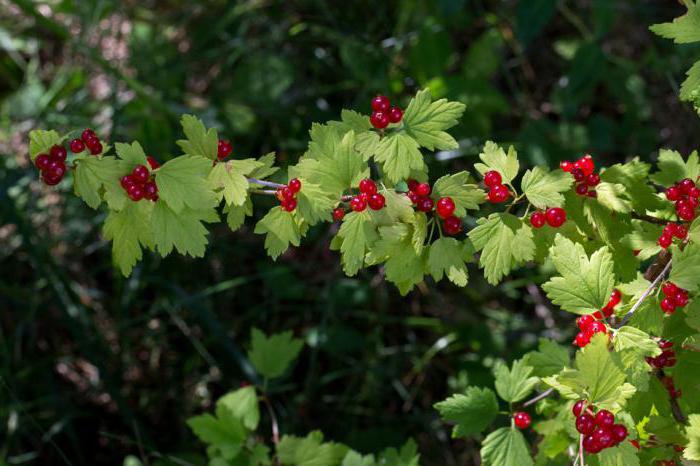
[247,177,286,189]
[522,388,554,407]
[657,372,687,423]
[616,258,672,328]
[251,189,279,196]
[578,434,585,466]
[630,211,667,225]
[260,395,280,445]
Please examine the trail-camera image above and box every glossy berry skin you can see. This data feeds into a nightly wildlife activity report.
[579,155,595,175]
[69,139,86,153]
[674,291,689,307]
[588,321,606,334]
[143,182,158,200]
[86,139,103,155]
[132,165,150,183]
[593,427,614,449]
[572,168,586,182]
[443,216,462,235]
[370,111,389,129]
[42,172,62,185]
[279,187,295,201]
[407,179,419,192]
[488,184,510,203]
[680,178,695,194]
[359,178,377,195]
[577,314,595,331]
[407,191,419,204]
[126,184,144,201]
[46,160,66,179]
[332,208,345,221]
[120,175,134,189]
[530,211,546,228]
[545,207,566,227]
[690,186,700,198]
[666,185,681,201]
[417,196,434,212]
[609,289,622,307]
[350,196,367,212]
[575,183,589,195]
[661,298,676,314]
[572,400,586,417]
[586,173,601,186]
[513,412,531,429]
[217,140,233,160]
[576,413,596,435]
[415,183,431,197]
[658,234,673,249]
[560,160,573,172]
[677,206,696,221]
[288,178,302,194]
[281,198,297,212]
[595,410,615,428]
[674,224,688,239]
[574,332,590,347]
[662,282,679,296]
[483,170,502,187]
[436,197,456,219]
[35,153,50,170]
[583,435,602,454]
[368,193,386,210]
[50,145,67,161]
[371,95,391,112]
[147,156,161,170]
[388,106,403,123]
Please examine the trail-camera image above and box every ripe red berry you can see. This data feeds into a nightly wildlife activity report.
[483,170,502,187]
[217,140,233,160]
[545,207,566,228]
[513,412,531,429]
[593,427,614,449]
[417,196,434,212]
[560,161,573,172]
[689,196,700,209]
[85,138,103,155]
[674,290,689,307]
[127,184,144,201]
[586,173,601,186]
[674,224,688,239]
[371,95,391,112]
[370,111,389,129]
[415,183,431,197]
[387,106,403,123]
[350,196,367,212]
[288,178,302,194]
[281,198,297,212]
[530,211,546,228]
[575,183,589,195]
[120,175,135,189]
[579,155,595,175]
[42,172,63,185]
[661,297,676,314]
[50,145,67,161]
[690,186,700,198]
[147,156,161,170]
[132,165,150,183]
[332,207,346,221]
[677,205,696,221]
[574,331,590,347]
[45,160,66,179]
[436,197,456,219]
[577,314,595,331]
[666,185,681,201]
[680,178,695,194]
[588,321,606,334]
[35,153,50,170]
[69,139,86,153]
[609,289,622,307]
[583,434,602,454]
[143,182,158,200]
[658,233,673,249]
[407,191,419,204]
[576,413,596,435]
[443,216,462,235]
[81,128,96,141]
[407,179,419,192]
[662,282,679,296]
[572,168,586,182]
[572,400,586,417]
[595,410,615,428]
[488,184,510,203]
[659,339,674,349]
[663,223,678,237]
[359,178,377,195]
[368,193,386,210]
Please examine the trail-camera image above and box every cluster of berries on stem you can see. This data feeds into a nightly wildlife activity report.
[573,401,628,454]
[348,179,385,212]
[276,178,302,212]
[405,180,461,235]
[71,128,103,156]
[121,161,159,202]
[657,223,688,249]
[483,170,510,203]
[512,411,531,429]
[560,154,599,197]
[529,208,567,229]
[35,145,68,186]
[370,95,403,129]
[572,289,620,347]
[665,178,700,221]
[217,139,233,161]
[646,339,676,369]
[659,282,689,315]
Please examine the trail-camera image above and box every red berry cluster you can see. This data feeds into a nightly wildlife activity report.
[660,282,689,315]
[646,339,676,369]
[657,461,678,466]
[370,95,403,129]
[121,164,159,202]
[666,178,700,221]
[561,154,599,197]
[483,170,510,203]
[217,139,233,161]
[513,411,531,429]
[573,401,628,454]
[572,289,620,347]
[405,180,461,235]
[34,145,68,186]
[529,208,567,228]
[70,128,103,156]
[657,222,688,249]
[276,178,302,212]
[661,375,682,399]
[349,179,385,212]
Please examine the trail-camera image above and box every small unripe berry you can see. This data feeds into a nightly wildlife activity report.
[132,165,150,183]
[443,216,462,235]
[387,106,403,123]
[483,170,502,187]
[513,412,531,429]
[545,207,566,227]
[415,183,431,197]
[436,197,456,219]
[370,111,389,129]
[332,207,345,221]
[288,178,302,193]
[371,95,391,112]
[530,211,546,228]
[350,196,367,212]
[359,178,377,195]
[487,184,510,203]
[69,139,86,153]
[368,193,386,210]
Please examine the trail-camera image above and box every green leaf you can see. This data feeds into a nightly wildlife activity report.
[432,171,485,215]
[103,202,154,276]
[114,141,148,167]
[328,109,380,160]
[525,339,570,378]
[494,358,538,403]
[650,2,700,44]
[650,149,700,187]
[216,386,260,430]
[374,131,424,183]
[596,441,640,466]
[684,413,700,460]
[155,155,218,213]
[541,235,615,314]
[601,160,665,213]
[28,130,63,160]
[596,182,632,213]
[253,207,303,259]
[613,327,662,357]
[177,114,218,160]
[277,431,348,466]
[520,167,572,209]
[225,198,253,232]
[151,202,217,257]
[680,60,700,101]
[248,328,303,380]
[73,156,123,209]
[208,159,261,206]
[620,221,663,261]
[427,238,470,287]
[480,427,533,466]
[434,387,499,437]
[474,141,519,184]
[378,440,420,466]
[341,451,376,466]
[365,224,425,294]
[574,334,632,408]
[333,211,378,276]
[402,88,466,151]
[468,213,535,285]
[295,181,336,225]
[670,243,700,291]
[248,152,280,180]
[186,413,246,460]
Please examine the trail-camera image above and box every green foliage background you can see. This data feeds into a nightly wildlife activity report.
[1,1,699,464]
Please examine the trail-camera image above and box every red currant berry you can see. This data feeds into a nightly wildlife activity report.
[587,190,597,198]
[370,111,389,129]
[583,435,602,454]
[407,191,419,204]
[50,145,67,161]
[658,234,673,249]
[81,128,96,141]
[217,140,233,160]
[45,161,66,179]
[573,400,586,417]
[513,412,531,429]
[689,196,700,209]
[350,196,367,212]
[281,198,297,212]
[332,207,346,221]
[436,197,456,219]
[690,186,700,198]
[288,178,302,194]
[674,224,688,239]
[417,196,434,212]
[575,183,589,195]
[661,297,676,314]
[586,173,601,186]
[371,95,391,112]
[680,178,696,194]
[86,138,103,155]
[359,178,377,195]
[662,282,679,296]
[677,205,696,221]
[127,184,144,201]
[576,413,596,435]
[674,290,689,307]
[663,223,678,236]
[666,185,681,201]
[574,332,591,347]
[147,156,161,170]
[487,184,510,203]
[132,165,150,183]
[387,106,403,123]
[483,170,502,187]
[368,193,386,210]
[545,207,566,228]
[588,321,606,334]
[35,153,50,170]
[415,183,431,197]
[592,427,614,449]
[560,160,573,172]
[443,216,462,235]
[609,289,622,307]
[69,139,85,153]
[120,175,135,189]
[659,339,674,349]
[571,168,586,182]
[407,179,419,192]
[42,172,63,185]
[577,314,595,331]
[143,181,158,200]
[595,410,615,428]
[530,211,546,228]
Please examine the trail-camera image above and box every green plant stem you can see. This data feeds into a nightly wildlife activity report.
[630,212,667,225]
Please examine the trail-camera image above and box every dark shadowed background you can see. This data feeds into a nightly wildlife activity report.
[1,1,698,465]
